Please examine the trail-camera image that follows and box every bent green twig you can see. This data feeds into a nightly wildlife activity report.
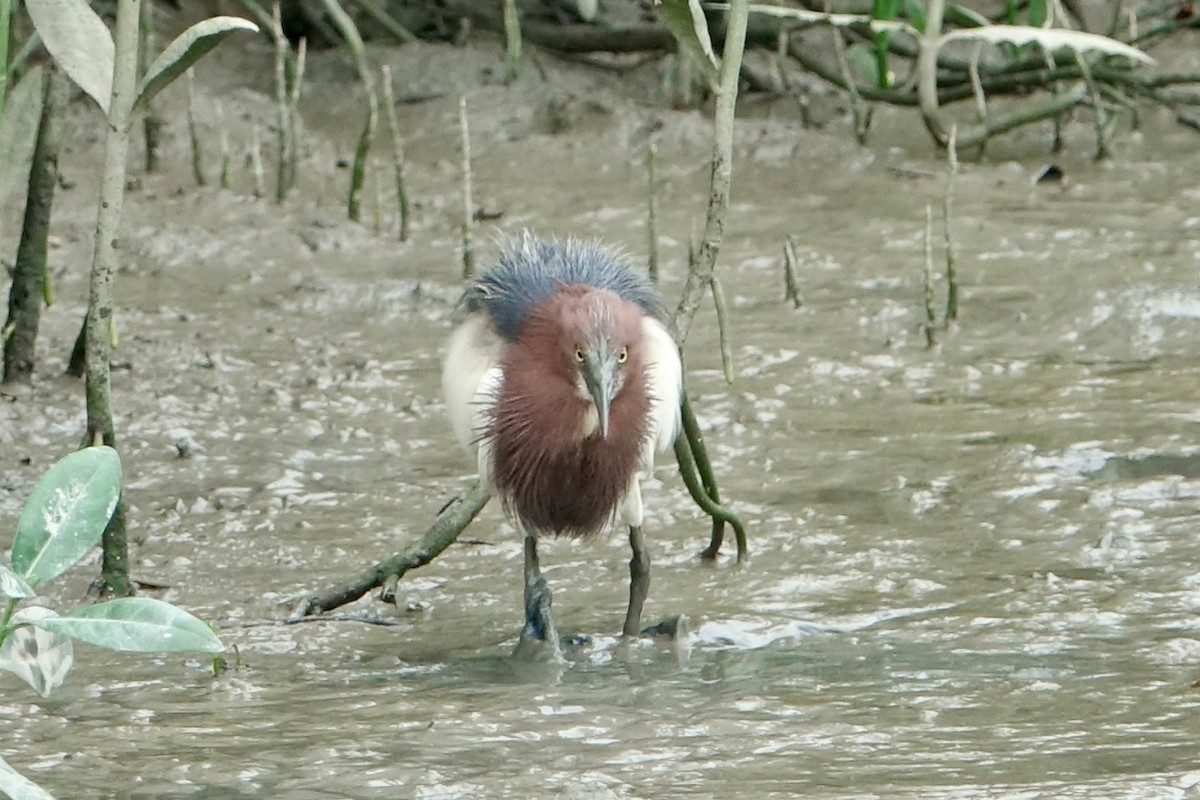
[674,391,747,562]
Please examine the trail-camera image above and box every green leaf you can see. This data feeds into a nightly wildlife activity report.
[131,16,259,118]
[658,0,720,90]
[0,607,75,698]
[0,563,35,599]
[33,597,224,653]
[23,0,114,114]
[0,65,45,212]
[1028,0,1046,27]
[0,754,58,800]
[11,446,122,588]
[939,25,1154,63]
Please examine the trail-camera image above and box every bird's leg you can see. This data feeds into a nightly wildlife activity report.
[623,525,651,638]
[516,534,560,658]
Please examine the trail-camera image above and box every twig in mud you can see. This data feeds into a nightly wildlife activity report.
[139,0,161,173]
[646,141,658,282]
[502,0,522,83]
[216,101,232,189]
[250,122,265,198]
[372,158,384,235]
[272,2,292,200]
[322,0,377,221]
[922,202,937,349]
[829,14,870,143]
[711,275,734,385]
[942,126,958,325]
[782,236,802,308]
[185,69,205,186]
[460,94,475,278]
[1075,51,1112,160]
[380,65,412,241]
[775,28,810,128]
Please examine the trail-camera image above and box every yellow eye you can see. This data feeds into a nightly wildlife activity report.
[575,348,585,363]
[617,348,628,364]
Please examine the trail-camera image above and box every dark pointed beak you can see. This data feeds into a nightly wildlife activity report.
[582,352,617,439]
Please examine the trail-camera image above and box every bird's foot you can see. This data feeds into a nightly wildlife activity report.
[639,613,689,642]
[513,572,562,662]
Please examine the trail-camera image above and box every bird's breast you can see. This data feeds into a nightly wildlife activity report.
[491,395,646,538]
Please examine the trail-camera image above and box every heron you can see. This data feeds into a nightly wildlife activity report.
[443,234,683,655]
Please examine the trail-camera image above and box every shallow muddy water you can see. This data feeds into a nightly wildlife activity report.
[4,37,1200,799]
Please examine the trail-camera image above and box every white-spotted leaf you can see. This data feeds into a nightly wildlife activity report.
[0,563,35,599]
[0,754,58,800]
[0,607,75,698]
[11,446,122,588]
[939,25,1153,63]
[24,0,115,113]
[33,597,224,654]
[132,16,260,118]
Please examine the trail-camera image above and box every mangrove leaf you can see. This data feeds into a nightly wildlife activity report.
[132,16,259,118]
[33,597,224,653]
[23,0,114,113]
[0,607,75,698]
[10,447,121,588]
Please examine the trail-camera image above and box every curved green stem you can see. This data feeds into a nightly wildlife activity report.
[674,392,747,562]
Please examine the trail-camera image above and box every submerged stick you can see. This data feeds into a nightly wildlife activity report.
[460,94,474,278]
[379,65,411,241]
[782,236,802,308]
[298,482,491,615]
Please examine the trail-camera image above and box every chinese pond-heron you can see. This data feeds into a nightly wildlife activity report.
[443,234,682,654]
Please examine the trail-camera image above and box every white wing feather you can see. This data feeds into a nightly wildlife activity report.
[442,312,504,488]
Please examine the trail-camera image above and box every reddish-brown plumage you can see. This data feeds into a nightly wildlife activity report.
[489,284,650,538]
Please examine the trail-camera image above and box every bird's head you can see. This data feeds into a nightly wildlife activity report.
[525,284,644,440]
